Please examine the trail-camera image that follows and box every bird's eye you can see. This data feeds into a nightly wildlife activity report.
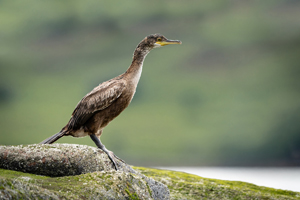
[157,38,161,42]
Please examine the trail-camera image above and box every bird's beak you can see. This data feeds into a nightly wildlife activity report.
[155,39,182,46]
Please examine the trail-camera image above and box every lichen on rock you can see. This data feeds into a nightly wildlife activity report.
[135,167,300,200]
[0,144,170,200]
[0,144,135,177]
[0,168,169,199]
[1,144,299,200]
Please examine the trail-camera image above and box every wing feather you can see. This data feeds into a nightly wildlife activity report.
[68,81,125,129]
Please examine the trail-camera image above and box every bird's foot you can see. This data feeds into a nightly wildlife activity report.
[102,149,120,171]
[102,149,126,170]
[89,134,125,171]
[113,152,125,163]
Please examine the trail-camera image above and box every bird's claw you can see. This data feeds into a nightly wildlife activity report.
[106,150,119,171]
[113,153,125,163]
[106,150,126,170]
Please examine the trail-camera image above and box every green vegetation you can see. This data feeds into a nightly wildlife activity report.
[134,167,300,199]
[0,168,153,199]
[1,167,299,199]
[0,1,300,166]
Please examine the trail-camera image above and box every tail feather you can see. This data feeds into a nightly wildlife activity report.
[40,131,65,144]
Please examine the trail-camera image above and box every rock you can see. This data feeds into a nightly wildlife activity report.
[1,144,299,199]
[0,144,134,177]
[1,167,300,200]
[136,167,300,200]
[0,144,170,200]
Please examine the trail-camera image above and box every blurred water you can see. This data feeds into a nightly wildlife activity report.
[159,167,300,192]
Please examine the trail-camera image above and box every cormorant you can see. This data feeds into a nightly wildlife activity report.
[40,34,182,170]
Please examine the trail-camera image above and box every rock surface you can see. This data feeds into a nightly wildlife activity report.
[0,144,134,176]
[136,167,300,200]
[1,144,300,200]
[0,144,169,200]
[1,167,300,200]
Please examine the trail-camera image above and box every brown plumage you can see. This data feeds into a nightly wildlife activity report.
[40,34,181,170]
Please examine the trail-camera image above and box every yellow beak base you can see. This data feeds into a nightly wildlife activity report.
[155,39,182,46]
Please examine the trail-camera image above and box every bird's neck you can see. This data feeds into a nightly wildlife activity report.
[125,47,151,85]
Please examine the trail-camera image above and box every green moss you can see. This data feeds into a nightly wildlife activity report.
[0,168,158,199]
[125,189,140,200]
[133,167,300,200]
[146,183,153,197]
[0,168,47,180]
[1,167,299,200]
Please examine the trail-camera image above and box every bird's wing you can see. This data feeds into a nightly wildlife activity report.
[68,81,126,130]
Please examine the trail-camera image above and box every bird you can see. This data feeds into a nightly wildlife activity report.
[40,34,182,170]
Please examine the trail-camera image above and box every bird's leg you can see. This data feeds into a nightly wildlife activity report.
[90,134,122,170]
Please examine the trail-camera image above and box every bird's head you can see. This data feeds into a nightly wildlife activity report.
[150,33,182,48]
[137,34,182,51]
[132,34,181,63]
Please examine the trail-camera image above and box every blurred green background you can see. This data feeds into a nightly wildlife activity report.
[1,0,300,167]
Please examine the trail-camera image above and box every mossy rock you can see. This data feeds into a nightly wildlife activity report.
[1,167,299,200]
[0,168,160,199]
[134,167,300,200]
[0,144,135,177]
[0,144,299,199]
[0,144,169,199]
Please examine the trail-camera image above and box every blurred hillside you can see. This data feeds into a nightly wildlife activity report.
[1,0,300,166]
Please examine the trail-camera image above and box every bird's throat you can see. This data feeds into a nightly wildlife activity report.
[132,47,151,65]
[125,44,152,87]
[126,47,149,76]
[125,59,143,87]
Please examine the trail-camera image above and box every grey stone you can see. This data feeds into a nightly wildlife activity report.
[0,144,170,200]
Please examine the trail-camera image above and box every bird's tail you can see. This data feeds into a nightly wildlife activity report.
[39,131,65,144]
